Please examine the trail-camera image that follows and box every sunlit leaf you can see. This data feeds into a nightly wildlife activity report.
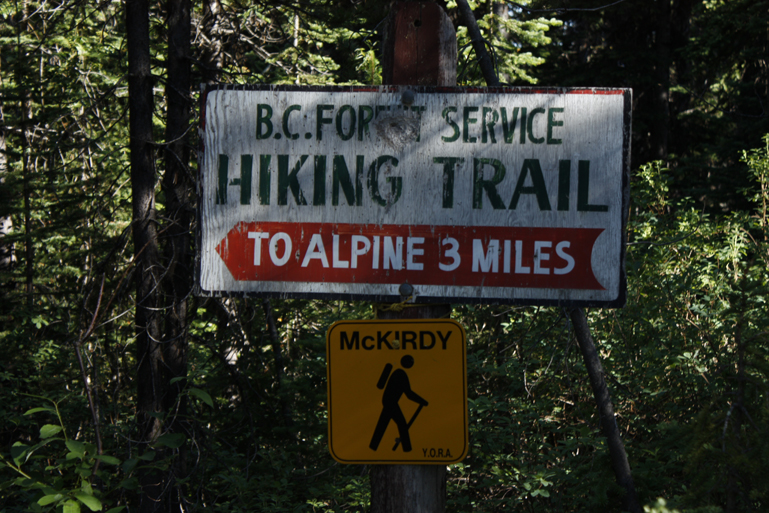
[66,440,85,457]
[63,499,81,513]
[74,492,102,511]
[39,424,63,439]
[24,407,56,416]
[38,493,63,506]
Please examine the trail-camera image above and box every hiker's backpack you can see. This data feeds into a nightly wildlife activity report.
[376,363,393,389]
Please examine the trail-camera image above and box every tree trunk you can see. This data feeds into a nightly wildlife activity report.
[163,0,191,415]
[456,0,500,86]
[0,116,14,274]
[492,3,510,83]
[569,308,642,513]
[20,88,33,310]
[651,0,671,161]
[126,0,164,509]
[381,1,457,87]
[162,0,192,507]
[372,5,456,511]
[263,299,294,427]
[371,463,447,513]
[373,304,451,513]
[199,0,225,84]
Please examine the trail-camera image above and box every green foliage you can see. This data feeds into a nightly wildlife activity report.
[618,142,769,511]
[452,0,561,85]
[1,397,123,512]
[0,0,134,510]
[200,0,390,86]
[741,134,769,226]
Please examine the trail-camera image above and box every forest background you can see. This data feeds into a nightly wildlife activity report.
[0,0,768,512]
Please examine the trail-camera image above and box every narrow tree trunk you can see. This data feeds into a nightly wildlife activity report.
[670,0,695,122]
[21,92,33,310]
[492,3,510,84]
[651,0,671,161]
[0,106,15,324]
[263,299,294,427]
[199,0,225,84]
[372,4,456,512]
[0,116,14,274]
[726,312,746,513]
[162,0,192,507]
[455,0,500,87]
[163,0,191,412]
[569,308,642,513]
[13,3,34,311]
[126,0,164,509]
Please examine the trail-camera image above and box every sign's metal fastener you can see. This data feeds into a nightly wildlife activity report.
[400,89,415,106]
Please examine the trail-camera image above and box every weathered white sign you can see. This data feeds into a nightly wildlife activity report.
[197,85,631,306]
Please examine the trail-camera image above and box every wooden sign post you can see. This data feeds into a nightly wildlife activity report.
[371,3,456,513]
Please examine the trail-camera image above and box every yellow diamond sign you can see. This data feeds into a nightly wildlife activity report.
[326,319,468,464]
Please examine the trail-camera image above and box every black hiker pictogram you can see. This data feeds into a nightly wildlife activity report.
[369,355,428,453]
